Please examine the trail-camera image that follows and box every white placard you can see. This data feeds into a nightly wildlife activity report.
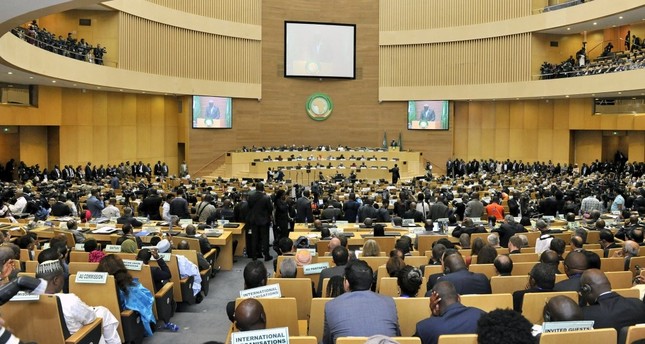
[179,219,193,226]
[59,222,68,229]
[75,272,108,284]
[239,284,282,298]
[302,262,329,275]
[42,243,50,250]
[10,291,40,301]
[297,248,317,257]
[75,243,85,251]
[218,219,230,226]
[159,253,171,261]
[123,259,143,271]
[542,321,594,333]
[231,327,289,344]
[410,227,426,235]
[104,245,121,253]
[335,220,348,226]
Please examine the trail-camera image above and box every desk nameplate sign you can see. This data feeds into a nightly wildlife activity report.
[123,259,143,271]
[231,327,289,344]
[239,284,281,298]
[75,272,108,284]
[104,245,121,253]
[303,262,330,275]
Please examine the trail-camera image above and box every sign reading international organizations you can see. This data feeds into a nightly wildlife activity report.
[231,327,289,344]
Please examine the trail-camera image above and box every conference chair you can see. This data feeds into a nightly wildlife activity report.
[361,256,389,272]
[336,337,421,344]
[509,253,539,263]
[403,255,428,268]
[365,236,396,253]
[267,278,314,320]
[605,271,634,289]
[523,232,540,247]
[24,260,38,273]
[379,277,400,297]
[417,235,449,256]
[150,254,196,306]
[234,297,305,336]
[68,262,99,275]
[290,336,318,344]
[607,247,624,258]
[316,240,331,256]
[460,293,512,312]
[521,291,577,324]
[470,233,491,247]
[601,257,626,272]
[129,264,175,323]
[622,325,645,344]
[394,297,432,337]
[1,294,102,344]
[424,265,443,277]
[69,274,146,343]
[69,251,90,262]
[175,249,212,296]
[437,334,478,344]
[308,298,332,340]
[539,328,616,344]
[53,229,76,248]
[468,264,497,280]
[511,262,539,276]
[628,256,645,277]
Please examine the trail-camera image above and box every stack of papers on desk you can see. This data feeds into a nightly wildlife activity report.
[92,227,117,234]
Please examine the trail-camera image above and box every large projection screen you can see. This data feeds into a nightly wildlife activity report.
[284,21,356,79]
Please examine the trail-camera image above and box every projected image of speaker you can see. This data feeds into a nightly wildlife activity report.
[192,96,232,129]
[407,100,450,130]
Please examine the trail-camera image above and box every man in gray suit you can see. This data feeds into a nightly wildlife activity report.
[323,260,400,344]
[317,246,349,296]
[464,193,484,218]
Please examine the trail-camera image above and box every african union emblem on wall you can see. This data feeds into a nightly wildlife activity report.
[305,93,333,121]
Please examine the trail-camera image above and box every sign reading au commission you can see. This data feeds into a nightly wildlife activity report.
[306,93,333,121]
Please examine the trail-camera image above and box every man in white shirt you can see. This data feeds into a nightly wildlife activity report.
[101,198,120,219]
[65,194,78,217]
[36,259,120,344]
[162,194,174,222]
[8,191,26,214]
[535,220,554,255]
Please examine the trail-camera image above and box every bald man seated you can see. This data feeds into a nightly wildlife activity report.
[580,269,645,332]
[234,299,266,331]
[553,251,588,302]
[543,295,584,322]
[425,252,491,296]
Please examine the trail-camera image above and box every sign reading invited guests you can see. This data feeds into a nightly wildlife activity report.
[303,262,329,275]
[542,321,594,333]
[231,327,289,344]
[239,284,281,298]
[75,272,108,284]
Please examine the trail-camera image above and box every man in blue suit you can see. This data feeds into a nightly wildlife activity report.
[425,253,491,296]
[415,281,485,344]
[323,260,400,344]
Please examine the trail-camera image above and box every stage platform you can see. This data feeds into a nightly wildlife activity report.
[207,148,424,182]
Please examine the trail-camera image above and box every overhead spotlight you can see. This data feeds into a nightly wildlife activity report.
[619,16,623,19]
[565,95,570,98]
[593,22,597,25]
[51,80,56,83]
[29,76,33,79]
[567,27,571,31]
[7,72,12,75]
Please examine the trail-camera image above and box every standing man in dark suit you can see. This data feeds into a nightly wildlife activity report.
[295,190,313,223]
[138,189,162,220]
[581,269,645,332]
[247,182,274,261]
[84,162,93,181]
[343,193,360,223]
[414,281,485,344]
[492,215,527,248]
[389,164,400,184]
[169,190,191,219]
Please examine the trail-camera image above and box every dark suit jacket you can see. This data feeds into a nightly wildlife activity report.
[247,190,273,226]
[493,223,527,247]
[295,196,313,223]
[169,197,190,219]
[51,202,72,217]
[317,265,345,297]
[150,257,171,292]
[583,292,645,332]
[452,226,487,238]
[425,269,491,296]
[429,202,449,221]
[343,200,360,222]
[404,209,425,222]
[553,274,584,305]
[138,195,162,220]
[117,216,143,228]
[414,303,485,344]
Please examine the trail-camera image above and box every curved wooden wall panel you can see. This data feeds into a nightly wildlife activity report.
[118,13,261,83]
[145,0,260,24]
[380,0,531,31]
[380,34,531,87]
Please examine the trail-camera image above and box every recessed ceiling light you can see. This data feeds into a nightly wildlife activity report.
[593,22,597,25]
[618,92,622,94]
[29,76,33,79]
[142,92,146,94]
[97,86,101,89]
[612,25,617,28]
[7,72,12,75]
[567,27,571,31]
[619,16,623,19]
[119,89,123,92]
[51,80,56,83]
[565,95,570,98]
[73,84,77,86]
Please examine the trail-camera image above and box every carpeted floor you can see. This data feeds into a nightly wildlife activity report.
[144,256,274,344]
